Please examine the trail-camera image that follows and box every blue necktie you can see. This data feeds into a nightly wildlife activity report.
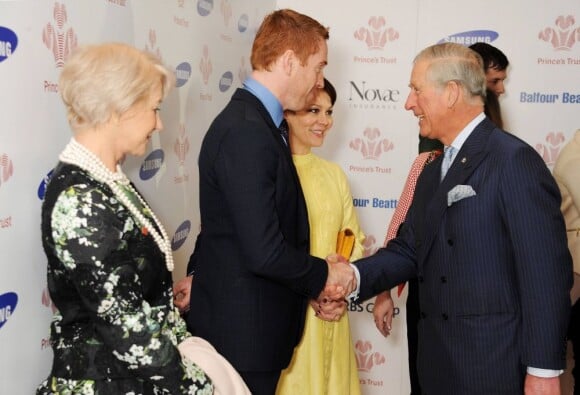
[441,145,456,181]
[279,120,289,146]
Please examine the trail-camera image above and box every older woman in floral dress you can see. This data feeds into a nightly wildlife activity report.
[37,43,213,394]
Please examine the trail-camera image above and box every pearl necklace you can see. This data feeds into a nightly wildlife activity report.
[59,138,174,272]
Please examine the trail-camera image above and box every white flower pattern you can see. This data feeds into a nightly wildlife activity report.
[37,165,213,395]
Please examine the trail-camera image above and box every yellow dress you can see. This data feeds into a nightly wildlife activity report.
[276,152,364,395]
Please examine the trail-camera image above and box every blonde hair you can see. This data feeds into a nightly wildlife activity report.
[59,42,175,130]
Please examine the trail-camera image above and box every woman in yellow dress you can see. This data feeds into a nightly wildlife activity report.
[276,79,364,395]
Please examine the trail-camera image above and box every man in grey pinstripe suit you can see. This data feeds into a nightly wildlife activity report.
[348,43,573,394]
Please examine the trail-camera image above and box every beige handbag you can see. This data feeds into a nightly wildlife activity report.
[178,336,252,395]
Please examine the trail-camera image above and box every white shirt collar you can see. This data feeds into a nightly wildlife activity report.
[448,112,486,152]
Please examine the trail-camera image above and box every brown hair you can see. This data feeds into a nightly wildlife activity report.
[250,9,329,71]
[484,89,504,129]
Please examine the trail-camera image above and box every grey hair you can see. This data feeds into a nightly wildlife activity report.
[415,42,486,103]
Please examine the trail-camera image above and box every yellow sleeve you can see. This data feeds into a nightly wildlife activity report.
[335,164,365,261]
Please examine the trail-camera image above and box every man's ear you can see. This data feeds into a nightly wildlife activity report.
[280,49,295,76]
[446,80,460,108]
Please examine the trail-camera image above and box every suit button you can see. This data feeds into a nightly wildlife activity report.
[420,312,427,319]
[447,239,454,246]
[440,276,447,283]
[418,275,424,283]
[442,313,448,320]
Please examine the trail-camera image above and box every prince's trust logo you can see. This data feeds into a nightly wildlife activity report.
[355,340,386,379]
[220,0,232,28]
[199,45,213,101]
[219,0,233,42]
[353,16,399,65]
[535,131,566,168]
[41,287,57,314]
[145,29,162,61]
[539,15,580,51]
[362,234,380,257]
[537,15,580,66]
[42,2,78,68]
[347,127,393,175]
[174,0,190,28]
[349,127,394,160]
[174,125,190,166]
[0,153,14,189]
[354,16,399,50]
[174,125,190,184]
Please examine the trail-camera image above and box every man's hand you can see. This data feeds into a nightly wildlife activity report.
[325,253,356,297]
[373,290,394,337]
[173,275,193,313]
[524,374,560,395]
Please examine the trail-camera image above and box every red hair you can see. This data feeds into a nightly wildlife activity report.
[250,9,329,71]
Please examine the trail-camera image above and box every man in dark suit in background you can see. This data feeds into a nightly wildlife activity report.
[173,9,355,395]
[469,42,509,98]
[345,42,572,394]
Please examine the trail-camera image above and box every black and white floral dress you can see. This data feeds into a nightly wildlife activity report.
[37,163,213,395]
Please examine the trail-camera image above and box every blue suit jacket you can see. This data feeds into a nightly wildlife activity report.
[356,118,572,394]
[186,89,328,372]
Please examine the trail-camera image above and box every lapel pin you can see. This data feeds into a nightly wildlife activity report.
[461,157,467,164]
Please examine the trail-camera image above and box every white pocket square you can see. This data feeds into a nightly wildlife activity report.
[447,185,476,206]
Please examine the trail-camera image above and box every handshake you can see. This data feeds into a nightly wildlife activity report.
[311,253,357,322]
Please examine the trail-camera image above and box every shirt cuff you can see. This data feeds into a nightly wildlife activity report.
[526,367,563,378]
[347,263,361,301]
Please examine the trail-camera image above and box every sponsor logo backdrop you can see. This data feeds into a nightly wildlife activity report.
[0,1,273,393]
[1,0,578,394]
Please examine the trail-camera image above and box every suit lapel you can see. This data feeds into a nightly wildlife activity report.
[234,89,309,240]
[419,118,495,263]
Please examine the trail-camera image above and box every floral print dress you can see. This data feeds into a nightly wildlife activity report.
[37,163,213,395]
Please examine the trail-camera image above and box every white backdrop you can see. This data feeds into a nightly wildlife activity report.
[0,1,274,393]
[1,1,579,394]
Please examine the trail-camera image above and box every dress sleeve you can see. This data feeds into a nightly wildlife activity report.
[335,166,365,262]
[50,184,213,394]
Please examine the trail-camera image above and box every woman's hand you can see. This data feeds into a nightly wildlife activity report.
[173,275,193,313]
[312,294,347,322]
